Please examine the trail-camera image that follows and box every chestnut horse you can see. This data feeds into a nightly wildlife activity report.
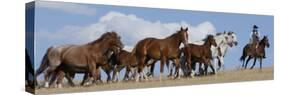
[240,36,269,69]
[133,27,189,81]
[183,35,217,77]
[35,32,124,88]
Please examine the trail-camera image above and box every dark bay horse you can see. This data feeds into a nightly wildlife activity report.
[35,32,124,88]
[110,49,138,82]
[133,27,189,81]
[240,36,269,69]
[182,35,217,77]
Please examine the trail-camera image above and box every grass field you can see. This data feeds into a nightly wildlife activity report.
[35,66,273,94]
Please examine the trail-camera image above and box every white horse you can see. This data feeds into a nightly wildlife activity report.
[209,31,238,73]
[166,31,238,76]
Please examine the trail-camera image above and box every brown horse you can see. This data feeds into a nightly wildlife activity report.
[240,36,269,69]
[133,27,189,81]
[35,32,124,88]
[110,50,138,82]
[182,35,217,77]
[48,49,117,87]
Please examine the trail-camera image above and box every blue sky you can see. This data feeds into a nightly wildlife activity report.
[29,1,274,80]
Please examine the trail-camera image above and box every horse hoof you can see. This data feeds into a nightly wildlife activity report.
[57,84,62,88]
[135,79,139,82]
[44,82,49,88]
[107,81,112,84]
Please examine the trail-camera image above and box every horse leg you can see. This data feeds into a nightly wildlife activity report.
[186,58,194,77]
[81,73,91,86]
[209,63,216,74]
[259,58,263,70]
[112,65,118,82]
[49,70,62,88]
[241,56,246,68]
[198,63,203,75]
[136,56,145,82]
[130,67,137,80]
[89,63,97,85]
[64,72,75,87]
[204,63,209,75]
[55,72,64,88]
[43,67,57,88]
[217,56,224,71]
[245,56,252,69]
[106,71,112,83]
[159,57,167,81]
[48,71,57,88]
[167,61,173,78]
[123,66,130,81]
[173,58,181,79]
[149,60,156,78]
[250,57,257,69]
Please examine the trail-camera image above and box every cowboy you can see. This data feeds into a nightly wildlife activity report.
[249,25,265,58]
[250,25,260,49]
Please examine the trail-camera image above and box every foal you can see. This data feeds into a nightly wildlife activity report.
[110,50,138,82]
[183,35,217,77]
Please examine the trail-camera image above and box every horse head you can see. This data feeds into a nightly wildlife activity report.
[206,35,217,47]
[106,31,124,54]
[178,26,189,47]
[261,36,270,48]
[94,31,124,58]
[225,31,238,47]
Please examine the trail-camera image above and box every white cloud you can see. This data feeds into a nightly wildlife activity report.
[36,1,96,16]
[37,11,216,51]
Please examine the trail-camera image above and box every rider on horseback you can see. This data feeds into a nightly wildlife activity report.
[250,25,260,48]
[249,25,265,58]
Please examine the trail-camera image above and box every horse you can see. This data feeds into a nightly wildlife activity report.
[240,36,269,69]
[35,32,124,88]
[133,27,189,81]
[182,35,217,77]
[189,31,238,72]
[154,31,238,77]
[110,50,138,82]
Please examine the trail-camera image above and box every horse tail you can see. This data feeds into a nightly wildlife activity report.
[35,48,51,77]
[240,47,247,62]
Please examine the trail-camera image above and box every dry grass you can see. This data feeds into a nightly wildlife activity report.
[35,66,273,94]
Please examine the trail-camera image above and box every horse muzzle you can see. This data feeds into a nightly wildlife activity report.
[234,41,238,46]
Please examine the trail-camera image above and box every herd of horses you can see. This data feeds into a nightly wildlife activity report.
[30,26,269,88]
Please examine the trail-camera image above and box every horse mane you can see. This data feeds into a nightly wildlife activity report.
[165,29,184,40]
[216,32,222,36]
[227,31,234,35]
[87,32,110,45]
[259,36,267,44]
[202,35,214,41]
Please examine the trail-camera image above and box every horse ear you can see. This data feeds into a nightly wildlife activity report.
[185,27,188,31]
[180,27,183,31]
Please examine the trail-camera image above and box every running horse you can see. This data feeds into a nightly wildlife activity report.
[110,49,138,82]
[240,36,269,69]
[133,27,189,81]
[183,35,217,77]
[35,32,124,88]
